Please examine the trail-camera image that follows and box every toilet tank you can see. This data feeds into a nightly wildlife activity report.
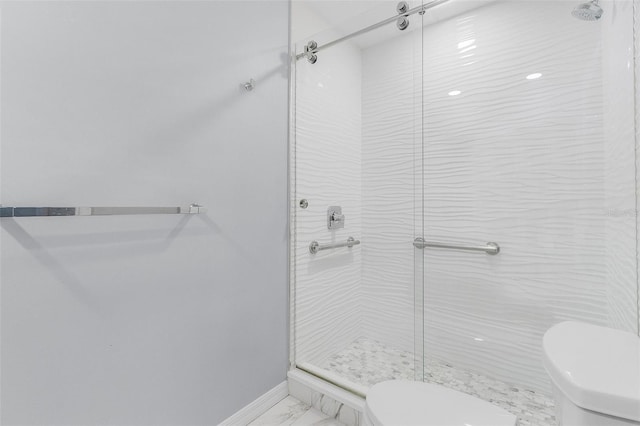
[543,321,640,424]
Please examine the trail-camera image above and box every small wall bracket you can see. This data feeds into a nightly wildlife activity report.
[303,41,318,64]
[243,79,256,92]
[396,1,410,30]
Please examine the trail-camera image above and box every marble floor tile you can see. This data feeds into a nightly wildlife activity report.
[249,396,311,426]
[249,396,345,426]
[291,408,345,426]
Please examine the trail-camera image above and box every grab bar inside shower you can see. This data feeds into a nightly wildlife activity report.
[413,237,500,255]
[0,204,206,217]
[309,237,360,254]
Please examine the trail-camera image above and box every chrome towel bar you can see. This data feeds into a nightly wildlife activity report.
[309,236,360,254]
[0,204,206,217]
[413,237,500,255]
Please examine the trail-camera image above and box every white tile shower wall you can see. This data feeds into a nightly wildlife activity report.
[602,0,638,334]
[293,34,363,364]
[0,2,288,424]
[361,0,638,394]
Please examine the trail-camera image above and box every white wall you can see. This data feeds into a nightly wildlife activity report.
[0,1,289,424]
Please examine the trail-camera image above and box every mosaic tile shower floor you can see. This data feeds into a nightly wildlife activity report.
[320,338,557,426]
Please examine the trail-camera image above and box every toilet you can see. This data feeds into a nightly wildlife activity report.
[543,321,640,426]
[363,380,516,426]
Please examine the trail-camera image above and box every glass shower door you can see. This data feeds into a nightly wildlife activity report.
[291,1,426,393]
[418,1,638,424]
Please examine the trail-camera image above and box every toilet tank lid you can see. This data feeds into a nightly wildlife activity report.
[543,321,640,422]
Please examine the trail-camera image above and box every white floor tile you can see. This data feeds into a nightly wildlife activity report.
[250,396,345,426]
[249,396,310,426]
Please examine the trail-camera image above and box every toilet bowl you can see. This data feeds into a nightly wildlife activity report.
[363,380,516,426]
[543,321,640,426]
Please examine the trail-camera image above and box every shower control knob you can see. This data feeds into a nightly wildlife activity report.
[327,206,345,229]
[331,212,344,222]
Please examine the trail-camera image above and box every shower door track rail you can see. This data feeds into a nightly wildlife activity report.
[413,237,500,255]
[0,204,206,217]
[294,0,449,61]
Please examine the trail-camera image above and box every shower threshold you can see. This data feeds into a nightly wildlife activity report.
[304,338,557,426]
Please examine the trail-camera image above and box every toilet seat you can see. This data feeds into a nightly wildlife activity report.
[364,380,517,426]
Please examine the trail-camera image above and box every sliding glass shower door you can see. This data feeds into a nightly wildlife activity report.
[291,4,638,423]
[291,1,425,393]
[416,1,638,423]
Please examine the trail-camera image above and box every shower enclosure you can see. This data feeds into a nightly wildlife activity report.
[290,0,639,424]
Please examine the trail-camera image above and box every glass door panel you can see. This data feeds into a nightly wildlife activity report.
[420,1,638,423]
[291,1,425,392]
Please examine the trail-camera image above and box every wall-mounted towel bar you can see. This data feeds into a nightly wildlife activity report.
[0,204,206,217]
[309,236,360,254]
[413,237,500,255]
